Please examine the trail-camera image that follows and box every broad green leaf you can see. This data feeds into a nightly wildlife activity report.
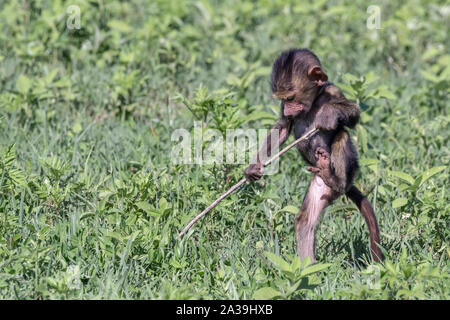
[360,112,372,124]
[104,231,123,241]
[416,166,446,188]
[72,122,82,134]
[421,47,441,61]
[159,197,169,211]
[420,70,439,82]
[374,85,396,100]
[291,256,302,272]
[377,185,387,196]
[136,201,152,212]
[359,158,379,166]
[108,20,132,33]
[358,125,368,153]
[253,287,281,300]
[300,256,311,266]
[285,278,318,296]
[392,198,408,208]
[364,71,378,85]
[285,279,303,297]
[253,66,271,76]
[300,263,331,277]
[389,171,415,185]
[44,69,58,84]
[169,257,182,269]
[149,210,162,218]
[385,261,397,275]
[280,205,299,214]
[16,74,32,94]
[264,252,291,272]
[343,73,360,83]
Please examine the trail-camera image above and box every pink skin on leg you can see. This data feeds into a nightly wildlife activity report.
[295,175,339,262]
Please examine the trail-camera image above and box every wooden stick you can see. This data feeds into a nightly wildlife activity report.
[178,127,318,239]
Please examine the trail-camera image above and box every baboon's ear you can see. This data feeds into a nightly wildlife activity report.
[307,66,328,85]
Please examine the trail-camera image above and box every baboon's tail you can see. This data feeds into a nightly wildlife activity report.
[346,185,383,262]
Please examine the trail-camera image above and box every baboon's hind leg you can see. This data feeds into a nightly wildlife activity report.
[295,175,339,262]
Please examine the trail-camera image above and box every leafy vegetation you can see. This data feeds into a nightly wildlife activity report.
[0,0,448,299]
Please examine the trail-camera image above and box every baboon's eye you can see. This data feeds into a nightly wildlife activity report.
[286,96,295,102]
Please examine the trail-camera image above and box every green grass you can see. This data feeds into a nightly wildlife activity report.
[0,0,448,299]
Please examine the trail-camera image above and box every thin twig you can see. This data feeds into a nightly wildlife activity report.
[178,127,318,239]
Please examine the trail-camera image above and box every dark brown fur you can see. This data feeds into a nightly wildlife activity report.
[245,48,383,262]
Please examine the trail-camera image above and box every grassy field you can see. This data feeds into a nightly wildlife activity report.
[0,0,448,299]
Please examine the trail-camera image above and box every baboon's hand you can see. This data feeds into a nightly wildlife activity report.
[244,162,264,182]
